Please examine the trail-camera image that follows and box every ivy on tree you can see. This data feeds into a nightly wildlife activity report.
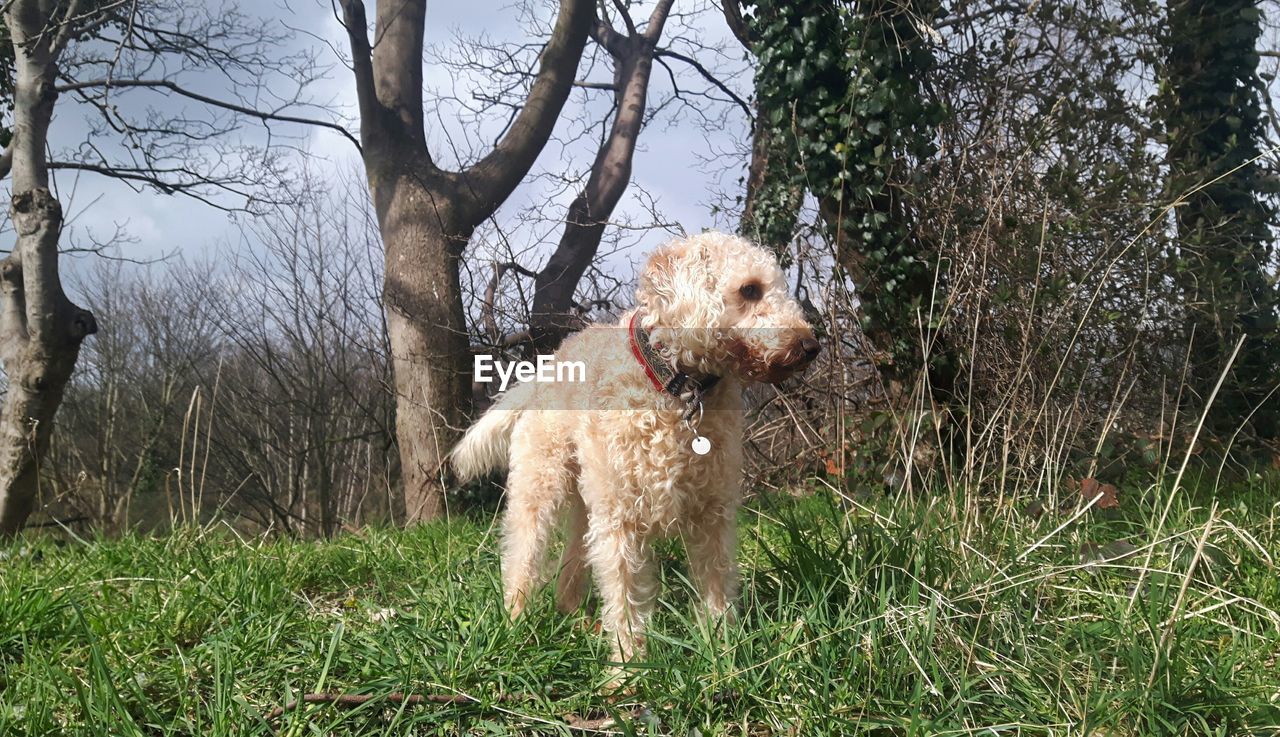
[743,0,945,382]
[1163,0,1280,441]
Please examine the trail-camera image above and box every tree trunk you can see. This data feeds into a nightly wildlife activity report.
[1165,0,1278,440]
[373,170,473,522]
[0,13,98,533]
[0,192,97,534]
[723,0,801,256]
[738,111,803,256]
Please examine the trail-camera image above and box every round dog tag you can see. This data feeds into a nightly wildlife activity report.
[691,435,711,455]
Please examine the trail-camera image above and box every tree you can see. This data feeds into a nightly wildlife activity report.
[335,0,592,521]
[721,0,1189,488]
[50,258,221,533]
[720,0,801,252]
[205,172,394,536]
[1,0,352,534]
[47,172,396,536]
[434,1,748,355]
[922,0,1172,467]
[1164,0,1279,440]
[730,0,943,385]
[0,0,100,535]
[528,0,674,351]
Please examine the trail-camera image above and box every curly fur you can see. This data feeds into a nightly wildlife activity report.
[451,231,818,666]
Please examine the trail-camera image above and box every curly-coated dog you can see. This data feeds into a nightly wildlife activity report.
[451,231,819,668]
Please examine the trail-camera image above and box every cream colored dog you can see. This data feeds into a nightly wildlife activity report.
[451,231,818,666]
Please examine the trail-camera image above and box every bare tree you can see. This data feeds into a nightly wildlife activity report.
[0,1,102,535]
[49,258,221,533]
[1,0,353,534]
[205,171,394,536]
[46,171,396,536]
[528,0,675,350]
[418,1,749,354]
[335,0,592,522]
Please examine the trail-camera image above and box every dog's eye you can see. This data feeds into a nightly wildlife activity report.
[739,282,763,302]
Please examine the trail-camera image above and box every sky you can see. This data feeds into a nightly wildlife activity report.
[6,0,755,290]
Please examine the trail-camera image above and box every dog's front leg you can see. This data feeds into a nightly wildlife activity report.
[685,502,739,622]
[585,521,656,664]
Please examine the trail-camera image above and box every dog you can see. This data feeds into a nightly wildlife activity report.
[451,231,819,668]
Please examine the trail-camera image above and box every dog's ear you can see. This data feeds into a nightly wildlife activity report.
[637,238,688,318]
[636,236,724,330]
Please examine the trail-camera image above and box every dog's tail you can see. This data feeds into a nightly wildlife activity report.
[450,382,533,482]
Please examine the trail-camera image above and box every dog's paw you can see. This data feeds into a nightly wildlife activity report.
[599,665,639,696]
[503,591,528,620]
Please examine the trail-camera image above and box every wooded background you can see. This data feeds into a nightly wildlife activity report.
[1,0,1277,537]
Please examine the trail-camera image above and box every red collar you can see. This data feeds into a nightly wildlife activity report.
[628,311,666,392]
[628,311,721,401]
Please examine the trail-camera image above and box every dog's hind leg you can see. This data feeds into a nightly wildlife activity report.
[501,418,575,619]
[555,492,590,613]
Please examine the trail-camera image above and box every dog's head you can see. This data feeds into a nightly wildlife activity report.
[635,232,819,383]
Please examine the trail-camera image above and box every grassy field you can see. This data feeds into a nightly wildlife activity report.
[3,476,1280,736]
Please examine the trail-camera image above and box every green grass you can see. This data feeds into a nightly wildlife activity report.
[3,477,1280,735]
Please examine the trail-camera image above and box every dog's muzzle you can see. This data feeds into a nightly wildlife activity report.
[737,330,824,383]
[774,334,820,373]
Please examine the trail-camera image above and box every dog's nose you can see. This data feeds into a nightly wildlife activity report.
[800,337,821,359]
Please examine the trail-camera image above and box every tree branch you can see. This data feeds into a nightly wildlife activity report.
[933,3,1029,30]
[527,0,673,350]
[462,0,593,219]
[654,48,752,120]
[643,0,675,43]
[369,0,429,146]
[336,0,387,151]
[591,17,628,58]
[482,261,538,343]
[721,0,753,48]
[47,161,272,212]
[54,78,362,152]
[610,0,637,37]
[574,79,618,91]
